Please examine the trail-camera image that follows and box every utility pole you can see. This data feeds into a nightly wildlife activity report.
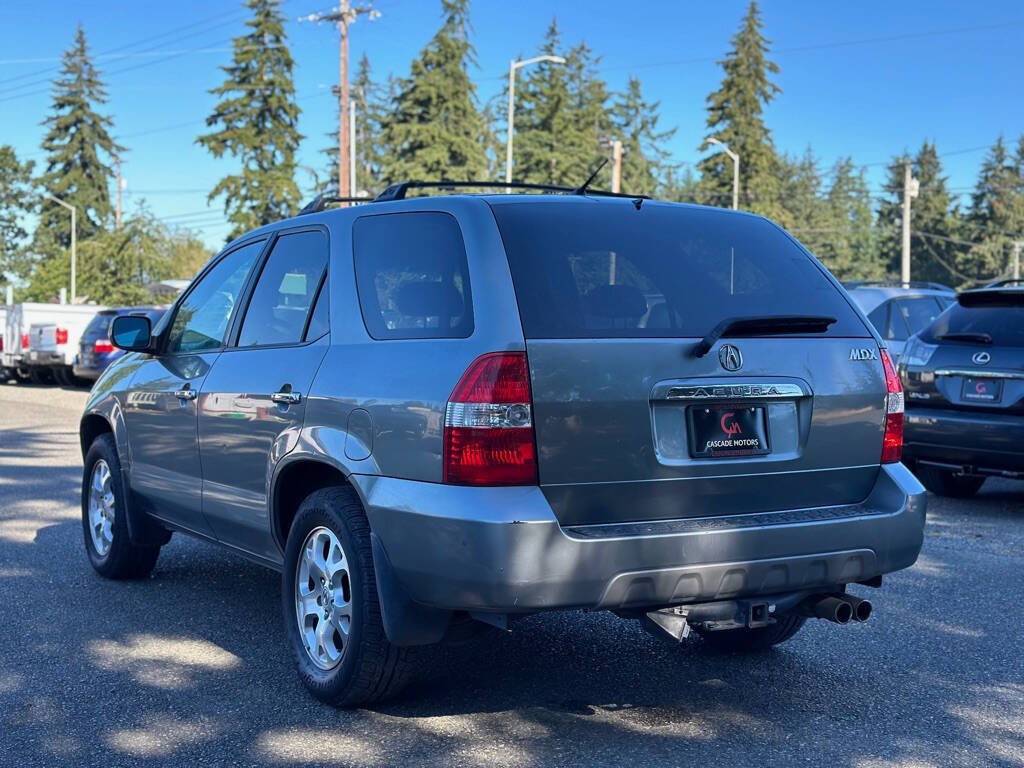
[610,140,623,194]
[505,54,566,184]
[902,161,920,285]
[299,3,379,203]
[115,156,122,230]
[1013,240,1022,281]
[44,194,77,303]
[349,99,357,197]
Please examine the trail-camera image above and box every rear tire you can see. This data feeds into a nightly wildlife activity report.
[915,466,985,498]
[282,486,417,707]
[695,615,806,653]
[53,367,71,386]
[28,367,53,385]
[81,434,161,579]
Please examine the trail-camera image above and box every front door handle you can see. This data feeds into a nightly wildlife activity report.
[271,391,302,405]
[174,387,197,401]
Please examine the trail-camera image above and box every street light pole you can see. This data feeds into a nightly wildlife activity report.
[707,138,739,210]
[505,54,566,184]
[44,194,77,303]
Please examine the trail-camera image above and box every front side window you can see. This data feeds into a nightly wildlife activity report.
[238,230,328,347]
[353,212,473,340]
[166,240,263,353]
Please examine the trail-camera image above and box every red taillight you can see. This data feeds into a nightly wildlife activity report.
[443,352,537,485]
[0,336,3,353]
[21,333,29,349]
[55,327,68,345]
[94,339,115,354]
[880,349,903,463]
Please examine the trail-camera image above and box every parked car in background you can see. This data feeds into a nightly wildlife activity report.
[3,303,89,383]
[79,188,924,707]
[23,304,108,385]
[845,281,955,362]
[0,305,8,381]
[73,307,166,383]
[900,280,1024,496]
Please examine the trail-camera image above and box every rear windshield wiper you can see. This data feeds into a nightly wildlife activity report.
[936,332,993,345]
[694,315,837,358]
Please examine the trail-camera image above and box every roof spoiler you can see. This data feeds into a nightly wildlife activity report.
[957,287,1024,307]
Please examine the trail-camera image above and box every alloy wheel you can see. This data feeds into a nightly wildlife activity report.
[295,526,353,670]
[88,459,115,557]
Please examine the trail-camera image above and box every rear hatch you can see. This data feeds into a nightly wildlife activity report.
[78,311,117,368]
[902,292,1024,415]
[491,199,887,526]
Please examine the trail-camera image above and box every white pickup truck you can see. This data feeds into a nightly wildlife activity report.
[16,304,107,385]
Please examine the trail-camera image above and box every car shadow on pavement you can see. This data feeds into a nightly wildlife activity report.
[1,465,1022,766]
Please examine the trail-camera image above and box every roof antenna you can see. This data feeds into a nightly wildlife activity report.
[573,158,608,195]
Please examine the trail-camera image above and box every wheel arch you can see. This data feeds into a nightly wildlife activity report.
[270,456,360,554]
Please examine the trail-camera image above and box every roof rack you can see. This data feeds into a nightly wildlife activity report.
[844,280,954,292]
[372,179,651,202]
[298,193,375,215]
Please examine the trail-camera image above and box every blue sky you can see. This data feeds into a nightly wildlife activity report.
[2,0,1023,250]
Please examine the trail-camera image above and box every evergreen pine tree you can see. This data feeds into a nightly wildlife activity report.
[0,145,36,287]
[963,136,1024,280]
[877,143,962,285]
[512,20,611,186]
[197,0,302,239]
[611,77,675,196]
[697,1,782,217]
[37,25,122,248]
[379,0,488,183]
[821,158,881,280]
[777,148,825,237]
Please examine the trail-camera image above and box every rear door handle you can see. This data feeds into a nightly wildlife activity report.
[174,387,197,401]
[271,391,302,405]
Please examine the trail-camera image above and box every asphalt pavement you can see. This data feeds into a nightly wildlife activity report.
[1,381,1022,768]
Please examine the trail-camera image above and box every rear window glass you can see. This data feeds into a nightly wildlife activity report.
[84,313,115,336]
[921,304,1024,347]
[492,202,867,339]
[353,212,473,340]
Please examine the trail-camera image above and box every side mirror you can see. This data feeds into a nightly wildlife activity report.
[111,315,152,352]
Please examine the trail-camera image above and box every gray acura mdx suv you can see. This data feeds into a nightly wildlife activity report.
[80,185,925,706]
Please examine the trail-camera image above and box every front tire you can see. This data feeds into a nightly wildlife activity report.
[81,434,161,579]
[695,615,806,652]
[282,486,417,707]
[915,465,985,498]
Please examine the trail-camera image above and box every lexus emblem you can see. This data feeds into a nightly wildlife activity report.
[719,344,743,371]
[972,351,991,366]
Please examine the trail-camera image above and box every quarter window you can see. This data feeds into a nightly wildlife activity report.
[166,240,263,353]
[353,212,473,340]
[238,230,329,347]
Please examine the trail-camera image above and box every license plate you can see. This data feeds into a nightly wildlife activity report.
[688,405,770,458]
[962,377,1002,403]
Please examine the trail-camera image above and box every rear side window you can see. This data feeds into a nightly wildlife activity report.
[895,297,945,338]
[353,212,473,340]
[921,304,1024,347]
[238,230,328,347]
[492,202,868,338]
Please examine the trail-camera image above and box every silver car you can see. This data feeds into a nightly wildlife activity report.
[80,188,925,706]
[845,281,955,363]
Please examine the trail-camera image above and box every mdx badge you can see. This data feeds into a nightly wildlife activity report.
[849,348,878,361]
[719,344,743,371]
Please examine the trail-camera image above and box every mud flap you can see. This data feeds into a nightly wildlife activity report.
[370,532,451,646]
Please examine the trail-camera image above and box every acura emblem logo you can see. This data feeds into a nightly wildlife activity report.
[972,351,991,365]
[719,344,743,371]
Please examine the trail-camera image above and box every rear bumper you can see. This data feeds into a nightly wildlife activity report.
[354,463,926,613]
[22,350,67,367]
[904,406,1024,474]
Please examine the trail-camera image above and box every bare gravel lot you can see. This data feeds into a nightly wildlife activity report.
[1,381,1022,768]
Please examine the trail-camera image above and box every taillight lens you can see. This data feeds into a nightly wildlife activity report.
[21,333,29,349]
[94,339,115,355]
[0,335,3,353]
[880,349,903,463]
[55,327,68,345]
[443,352,538,485]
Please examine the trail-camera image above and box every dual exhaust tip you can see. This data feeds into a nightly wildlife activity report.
[807,594,872,624]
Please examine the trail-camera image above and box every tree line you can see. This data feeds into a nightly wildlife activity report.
[2,0,1022,304]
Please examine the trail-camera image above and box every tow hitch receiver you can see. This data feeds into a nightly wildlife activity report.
[643,600,773,643]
